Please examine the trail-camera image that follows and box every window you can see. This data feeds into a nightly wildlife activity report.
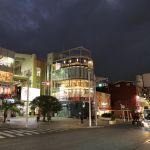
[126,83,130,86]
[36,68,41,76]
[115,84,120,87]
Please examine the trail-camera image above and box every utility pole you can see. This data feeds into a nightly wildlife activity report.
[26,70,31,128]
[88,69,91,127]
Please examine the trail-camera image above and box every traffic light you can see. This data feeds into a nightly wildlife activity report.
[46,81,50,86]
[98,83,102,87]
[82,102,85,108]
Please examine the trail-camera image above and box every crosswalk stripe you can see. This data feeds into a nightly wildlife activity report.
[16,134,24,136]
[24,133,32,135]
[48,130,55,132]
[20,130,40,134]
[0,128,69,139]
[0,135,5,138]
[3,131,15,134]
[0,132,15,137]
[11,130,24,133]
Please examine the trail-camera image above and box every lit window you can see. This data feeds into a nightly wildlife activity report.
[126,83,130,86]
[115,84,120,87]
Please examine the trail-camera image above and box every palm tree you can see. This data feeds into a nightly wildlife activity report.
[2,95,24,118]
[30,95,62,121]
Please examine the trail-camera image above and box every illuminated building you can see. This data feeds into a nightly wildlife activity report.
[13,53,47,115]
[47,46,94,118]
[0,47,15,98]
[0,47,15,121]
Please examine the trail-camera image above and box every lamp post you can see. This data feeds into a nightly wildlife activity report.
[26,70,31,128]
[120,104,125,122]
[94,76,109,126]
[88,69,91,127]
[94,75,98,126]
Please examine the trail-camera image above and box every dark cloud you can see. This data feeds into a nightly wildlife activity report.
[0,0,150,83]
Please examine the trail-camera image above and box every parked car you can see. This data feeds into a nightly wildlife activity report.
[132,116,142,125]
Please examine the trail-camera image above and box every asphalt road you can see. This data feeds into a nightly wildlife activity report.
[0,123,150,150]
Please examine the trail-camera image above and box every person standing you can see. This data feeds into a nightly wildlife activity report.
[92,114,94,123]
[4,111,7,122]
[80,116,83,124]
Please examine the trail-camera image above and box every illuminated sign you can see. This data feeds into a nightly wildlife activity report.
[101,102,108,107]
[5,99,14,103]
[21,87,40,101]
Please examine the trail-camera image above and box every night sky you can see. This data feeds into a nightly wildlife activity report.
[0,0,150,83]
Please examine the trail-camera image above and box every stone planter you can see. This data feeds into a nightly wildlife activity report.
[100,117,111,121]
[109,120,116,125]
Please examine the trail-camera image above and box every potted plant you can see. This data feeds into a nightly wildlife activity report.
[101,113,112,120]
[109,114,116,125]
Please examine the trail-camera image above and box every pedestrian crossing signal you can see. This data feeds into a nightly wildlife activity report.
[99,83,102,87]
[82,102,85,108]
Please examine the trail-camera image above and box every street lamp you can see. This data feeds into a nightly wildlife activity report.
[94,75,98,126]
[94,76,109,126]
[26,70,31,128]
[88,68,91,127]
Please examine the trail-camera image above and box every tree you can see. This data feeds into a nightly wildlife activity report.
[2,99,24,115]
[29,95,62,121]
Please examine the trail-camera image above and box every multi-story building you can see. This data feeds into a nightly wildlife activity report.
[0,47,15,97]
[102,80,147,117]
[47,46,94,118]
[0,47,15,121]
[13,53,47,115]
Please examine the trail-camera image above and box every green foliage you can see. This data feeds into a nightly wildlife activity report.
[101,113,116,121]
[11,95,21,101]
[101,113,112,118]
[111,114,116,121]
[29,95,62,121]
[2,100,24,113]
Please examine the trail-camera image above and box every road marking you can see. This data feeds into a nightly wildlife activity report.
[48,130,55,132]
[0,132,15,137]
[0,128,70,139]
[24,133,32,135]
[32,129,47,133]
[11,130,24,134]
[146,139,150,144]
[16,134,24,136]
[20,130,40,134]
[3,131,15,134]
[0,135,5,138]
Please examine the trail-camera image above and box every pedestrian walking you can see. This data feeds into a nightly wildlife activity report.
[92,114,94,123]
[36,114,40,121]
[47,112,51,122]
[4,111,7,122]
[80,116,83,124]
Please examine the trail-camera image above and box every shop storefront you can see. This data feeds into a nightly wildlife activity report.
[96,92,111,117]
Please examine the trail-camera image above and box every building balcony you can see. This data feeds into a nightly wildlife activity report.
[13,74,28,81]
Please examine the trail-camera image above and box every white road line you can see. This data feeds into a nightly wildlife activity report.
[32,129,46,133]
[47,130,55,132]
[20,130,40,134]
[24,133,32,135]
[16,134,24,136]
[0,135,5,138]
[3,131,15,134]
[0,132,15,137]
[11,130,24,133]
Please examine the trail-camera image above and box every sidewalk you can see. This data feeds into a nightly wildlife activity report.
[0,116,125,129]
